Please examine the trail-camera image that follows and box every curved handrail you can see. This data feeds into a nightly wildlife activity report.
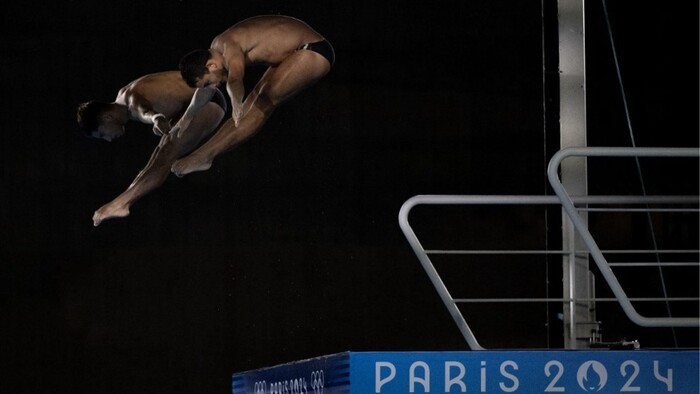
[399,191,699,349]
[547,146,700,327]
[399,197,485,350]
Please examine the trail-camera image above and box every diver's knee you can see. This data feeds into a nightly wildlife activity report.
[201,102,226,122]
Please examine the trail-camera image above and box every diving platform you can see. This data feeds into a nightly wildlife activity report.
[232,350,699,393]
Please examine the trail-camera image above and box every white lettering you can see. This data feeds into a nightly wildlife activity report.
[654,360,673,391]
[499,361,519,393]
[445,361,467,393]
[410,361,430,392]
[620,360,641,392]
[544,360,565,392]
[376,362,396,393]
[480,361,486,393]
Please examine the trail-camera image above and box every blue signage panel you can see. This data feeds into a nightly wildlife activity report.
[233,351,698,394]
[232,352,351,394]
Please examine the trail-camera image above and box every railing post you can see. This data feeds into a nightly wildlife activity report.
[399,196,486,350]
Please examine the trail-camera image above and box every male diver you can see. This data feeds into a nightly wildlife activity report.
[77,71,226,226]
[170,15,334,176]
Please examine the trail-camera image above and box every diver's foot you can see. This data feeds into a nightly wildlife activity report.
[171,154,212,177]
[93,203,130,227]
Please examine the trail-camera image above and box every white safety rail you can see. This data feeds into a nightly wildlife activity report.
[399,147,699,350]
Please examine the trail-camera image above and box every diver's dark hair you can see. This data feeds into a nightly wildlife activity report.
[179,49,213,87]
[76,101,111,136]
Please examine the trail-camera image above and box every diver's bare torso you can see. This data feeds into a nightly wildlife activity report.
[212,15,325,66]
[116,71,197,121]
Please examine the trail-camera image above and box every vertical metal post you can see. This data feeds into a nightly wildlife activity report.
[558,0,592,348]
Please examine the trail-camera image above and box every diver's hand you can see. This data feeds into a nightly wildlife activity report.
[152,114,171,136]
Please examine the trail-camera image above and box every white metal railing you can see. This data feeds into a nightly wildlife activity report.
[548,147,699,328]
[399,147,699,349]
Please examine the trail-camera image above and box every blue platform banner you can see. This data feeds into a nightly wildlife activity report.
[232,352,351,394]
[232,350,698,394]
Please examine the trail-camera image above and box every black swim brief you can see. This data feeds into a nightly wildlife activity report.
[297,40,335,66]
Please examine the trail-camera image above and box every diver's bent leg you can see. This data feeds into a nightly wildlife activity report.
[93,104,223,225]
[171,93,272,177]
[93,135,174,226]
[171,52,330,177]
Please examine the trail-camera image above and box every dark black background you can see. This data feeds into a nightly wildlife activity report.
[1,1,697,393]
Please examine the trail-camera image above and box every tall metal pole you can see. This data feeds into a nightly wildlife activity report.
[558,0,593,348]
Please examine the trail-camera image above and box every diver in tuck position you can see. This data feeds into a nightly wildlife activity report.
[77,71,227,226]
[170,15,335,176]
